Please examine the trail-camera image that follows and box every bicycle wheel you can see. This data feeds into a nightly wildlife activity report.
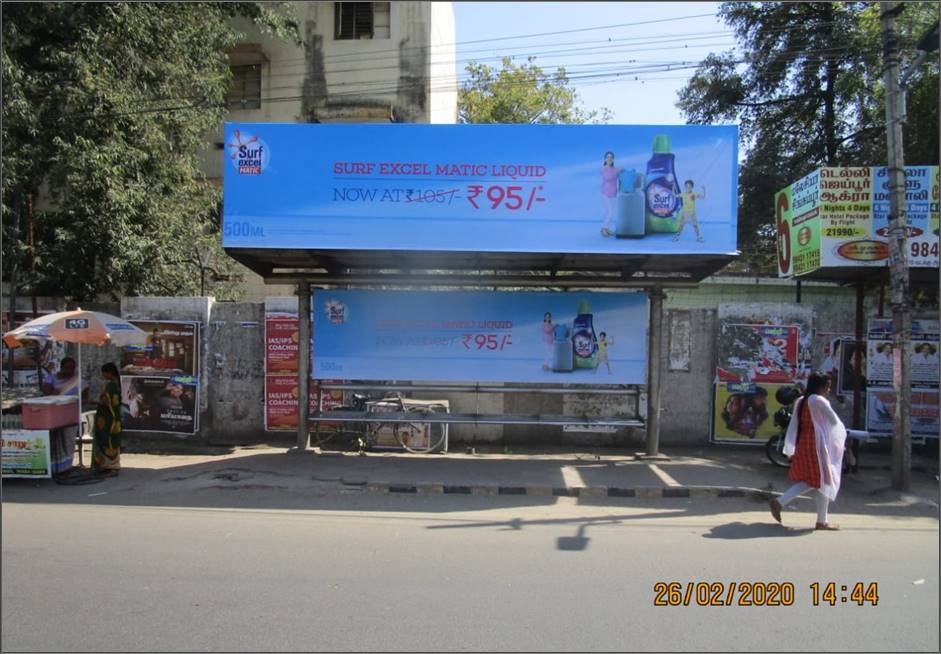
[394,408,446,454]
[765,432,790,468]
[310,406,360,449]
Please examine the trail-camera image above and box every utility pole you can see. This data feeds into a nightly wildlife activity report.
[880,1,911,492]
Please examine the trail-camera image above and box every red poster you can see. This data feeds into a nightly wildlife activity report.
[264,375,344,431]
[265,317,299,373]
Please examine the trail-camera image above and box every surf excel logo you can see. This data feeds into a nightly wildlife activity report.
[227,129,270,175]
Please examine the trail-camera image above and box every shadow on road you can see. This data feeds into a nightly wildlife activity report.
[702,521,815,539]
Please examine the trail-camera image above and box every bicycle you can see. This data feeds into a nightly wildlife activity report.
[310,392,447,454]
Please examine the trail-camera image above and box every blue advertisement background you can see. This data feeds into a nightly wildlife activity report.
[311,290,648,385]
[223,123,738,255]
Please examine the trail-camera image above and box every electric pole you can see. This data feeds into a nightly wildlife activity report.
[880,1,911,492]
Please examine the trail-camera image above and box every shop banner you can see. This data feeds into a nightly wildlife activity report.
[121,321,200,434]
[223,122,739,255]
[713,382,791,442]
[777,165,940,276]
[867,388,939,436]
[120,375,198,434]
[311,290,648,385]
[1,429,52,478]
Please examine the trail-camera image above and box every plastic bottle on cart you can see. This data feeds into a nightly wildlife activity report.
[572,300,597,369]
[644,134,682,233]
[551,324,574,372]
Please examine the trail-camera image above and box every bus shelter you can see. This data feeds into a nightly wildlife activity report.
[223,122,740,455]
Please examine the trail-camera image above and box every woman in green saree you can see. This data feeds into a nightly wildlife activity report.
[92,362,122,474]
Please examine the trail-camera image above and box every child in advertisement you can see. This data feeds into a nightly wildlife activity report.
[675,179,705,242]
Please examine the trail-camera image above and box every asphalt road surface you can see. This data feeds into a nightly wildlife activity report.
[2,490,938,652]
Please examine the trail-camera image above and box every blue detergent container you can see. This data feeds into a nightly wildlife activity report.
[572,300,597,369]
[616,169,646,238]
[551,324,573,372]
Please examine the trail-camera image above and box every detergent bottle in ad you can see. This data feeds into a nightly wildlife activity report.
[645,134,682,233]
[616,169,646,238]
[572,300,597,369]
[551,324,574,372]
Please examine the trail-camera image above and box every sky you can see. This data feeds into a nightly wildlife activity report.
[453,2,733,125]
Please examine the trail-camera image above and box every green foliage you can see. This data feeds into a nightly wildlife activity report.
[678,2,939,274]
[1,2,298,301]
[458,56,611,124]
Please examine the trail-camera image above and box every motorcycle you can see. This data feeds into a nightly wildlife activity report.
[765,385,801,468]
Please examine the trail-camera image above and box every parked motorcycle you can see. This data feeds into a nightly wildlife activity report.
[765,385,802,467]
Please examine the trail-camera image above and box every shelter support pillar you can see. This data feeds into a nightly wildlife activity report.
[295,282,312,451]
[644,287,665,457]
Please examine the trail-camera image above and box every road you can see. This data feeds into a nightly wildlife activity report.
[2,490,938,652]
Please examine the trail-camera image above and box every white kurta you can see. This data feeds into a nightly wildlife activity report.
[783,394,848,501]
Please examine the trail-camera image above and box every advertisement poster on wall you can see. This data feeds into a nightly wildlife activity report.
[310,290,648,385]
[864,318,939,436]
[715,323,801,383]
[223,123,739,255]
[713,382,792,442]
[1,429,52,478]
[121,321,199,434]
[867,388,939,435]
[264,298,344,431]
[711,303,812,443]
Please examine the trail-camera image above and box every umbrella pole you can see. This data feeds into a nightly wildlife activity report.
[77,344,84,468]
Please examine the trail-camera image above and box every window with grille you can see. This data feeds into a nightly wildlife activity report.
[228,64,261,110]
[335,2,390,40]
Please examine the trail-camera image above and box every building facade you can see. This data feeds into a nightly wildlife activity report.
[205,1,458,299]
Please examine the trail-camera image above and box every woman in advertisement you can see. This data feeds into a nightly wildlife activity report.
[600,151,623,237]
[769,372,847,530]
[92,362,123,475]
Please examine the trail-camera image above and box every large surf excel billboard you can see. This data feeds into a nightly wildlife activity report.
[222,123,738,255]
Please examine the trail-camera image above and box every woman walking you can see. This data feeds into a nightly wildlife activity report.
[92,362,123,475]
[769,372,846,530]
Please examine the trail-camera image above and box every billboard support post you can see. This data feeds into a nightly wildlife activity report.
[295,282,311,452]
[645,287,665,457]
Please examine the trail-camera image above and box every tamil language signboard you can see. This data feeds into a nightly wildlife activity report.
[776,166,940,277]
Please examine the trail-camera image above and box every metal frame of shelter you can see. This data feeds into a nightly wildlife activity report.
[227,246,738,455]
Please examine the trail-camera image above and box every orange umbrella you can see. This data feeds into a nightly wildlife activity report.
[4,309,148,468]
[3,309,148,348]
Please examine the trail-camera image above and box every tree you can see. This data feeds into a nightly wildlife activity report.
[677,2,938,273]
[1,2,298,302]
[459,56,611,124]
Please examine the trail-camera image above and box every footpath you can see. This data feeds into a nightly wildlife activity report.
[8,442,937,516]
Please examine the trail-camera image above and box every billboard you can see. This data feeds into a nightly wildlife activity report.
[776,166,940,277]
[311,290,648,385]
[223,123,739,255]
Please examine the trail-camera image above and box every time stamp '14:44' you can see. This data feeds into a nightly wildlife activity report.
[810,582,879,606]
